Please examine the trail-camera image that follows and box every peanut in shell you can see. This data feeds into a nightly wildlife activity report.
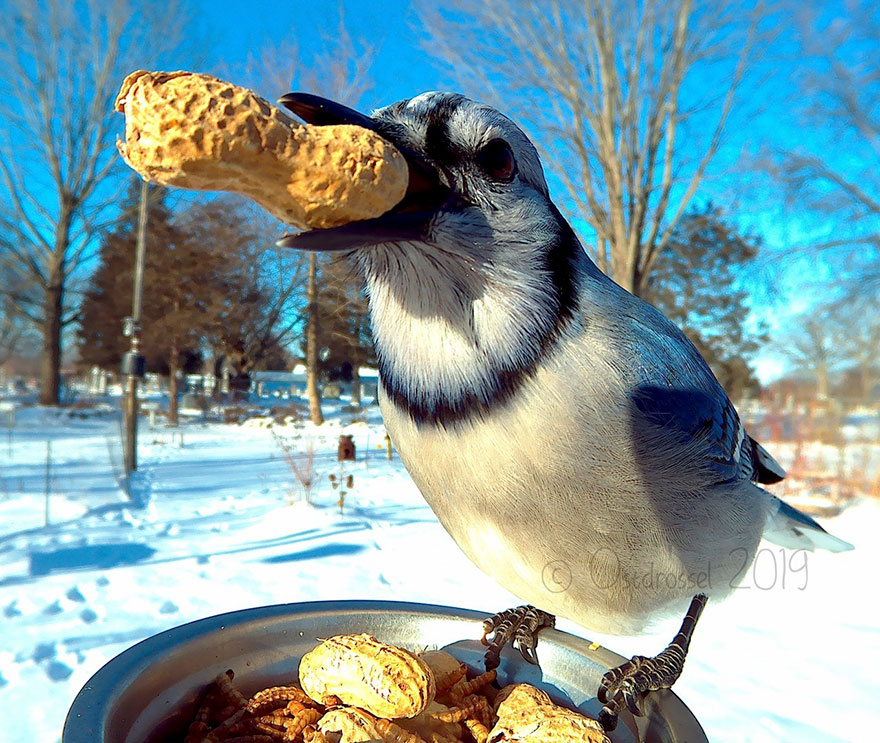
[299,633,435,719]
[114,70,408,229]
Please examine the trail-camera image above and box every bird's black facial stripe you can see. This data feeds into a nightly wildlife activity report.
[422,94,468,169]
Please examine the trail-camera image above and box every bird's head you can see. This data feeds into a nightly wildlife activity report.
[277,91,555,259]
[278,92,588,425]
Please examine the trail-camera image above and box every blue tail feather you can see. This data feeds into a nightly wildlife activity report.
[764,497,854,553]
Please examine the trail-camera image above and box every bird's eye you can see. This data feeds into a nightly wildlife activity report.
[476,139,516,183]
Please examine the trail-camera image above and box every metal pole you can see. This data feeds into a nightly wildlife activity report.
[124,181,149,476]
[132,181,149,325]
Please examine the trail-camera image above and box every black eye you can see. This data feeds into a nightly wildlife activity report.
[476,138,516,182]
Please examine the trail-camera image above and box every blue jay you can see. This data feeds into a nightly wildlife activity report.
[277,91,853,730]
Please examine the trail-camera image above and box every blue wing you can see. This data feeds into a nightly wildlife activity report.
[630,385,785,486]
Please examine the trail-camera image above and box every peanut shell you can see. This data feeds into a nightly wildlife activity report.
[114,70,408,229]
[299,634,435,718]
[488,705,609,743]
[493,684,553,718]
[316,707,383,742]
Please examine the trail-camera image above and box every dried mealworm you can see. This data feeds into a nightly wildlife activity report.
[464,718,490,743]
[215,671,248,710]
[431,694,487,723]
[247,687,314,715]
[448,671,496,704]
[301,729,332,743]
[282,708,321,742]
[375,718,426,743]
[204,709,249,742]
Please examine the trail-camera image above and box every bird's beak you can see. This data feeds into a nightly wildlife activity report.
[275,93,449,252]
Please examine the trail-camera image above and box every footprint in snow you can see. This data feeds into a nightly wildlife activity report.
[66,586,86,602]
[32,642,56,663]
[46,660,73,682]
[42,599,63,616]
[3,601,22,618]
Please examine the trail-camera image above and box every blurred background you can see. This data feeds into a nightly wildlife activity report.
[0,1,878,741]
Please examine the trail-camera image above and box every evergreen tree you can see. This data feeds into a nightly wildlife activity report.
[78,183,219,422]
[644,205,767,401]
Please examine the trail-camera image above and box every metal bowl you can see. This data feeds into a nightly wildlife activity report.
[63,600,707,743]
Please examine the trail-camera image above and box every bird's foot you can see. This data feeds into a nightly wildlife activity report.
[597,593,708,731]
[480,604,555,671]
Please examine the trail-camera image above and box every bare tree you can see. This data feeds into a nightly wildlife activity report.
[242,15,377,425]
[0,0,191,405]
[775,0,879,297]
[0,299,25,365]
[196,197,309,393]
[304,252,324,424]
[783,313,842,400]
[0,265,37,364]
[420,0,762,296]
[830,298,880,405]
[314,254,375,408]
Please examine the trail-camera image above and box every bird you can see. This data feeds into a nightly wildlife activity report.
[276,91,853,729]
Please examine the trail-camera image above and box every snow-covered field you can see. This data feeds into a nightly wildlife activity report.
[1,399,878,743]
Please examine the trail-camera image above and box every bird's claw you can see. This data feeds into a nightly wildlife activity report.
[598,594,708,731]
[598,647,690,730]
[480,605,555,671]
[597,655,653,730]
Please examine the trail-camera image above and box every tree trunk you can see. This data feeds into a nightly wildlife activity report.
[816,362,829,400]
[168,344,180,426]
[39,279,63,405]
[860,361,875,405]
[39,206,73,406]
[305,252,324,425]
[614,262,637,296]
[350,364,361,407]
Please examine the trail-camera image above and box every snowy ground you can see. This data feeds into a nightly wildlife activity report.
[1,399,878,743]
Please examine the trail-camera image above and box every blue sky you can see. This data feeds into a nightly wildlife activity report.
[191,0,444,105]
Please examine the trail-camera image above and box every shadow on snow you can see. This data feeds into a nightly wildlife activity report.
[28,542,157,576]
[260,542,367,564]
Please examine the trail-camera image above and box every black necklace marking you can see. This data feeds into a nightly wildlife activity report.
[379,216,583,429]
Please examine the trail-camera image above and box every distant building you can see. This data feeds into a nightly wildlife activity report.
[251,366,380,401]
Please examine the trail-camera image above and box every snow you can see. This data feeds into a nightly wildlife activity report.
[1,399,878,743]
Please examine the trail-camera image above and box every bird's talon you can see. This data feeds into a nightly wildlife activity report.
[596,596,709,732]
[624,687,645,717]
[517,644,539,666]
[478,605,555,671]
[484,653,501,673]
[598,706,619,732]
